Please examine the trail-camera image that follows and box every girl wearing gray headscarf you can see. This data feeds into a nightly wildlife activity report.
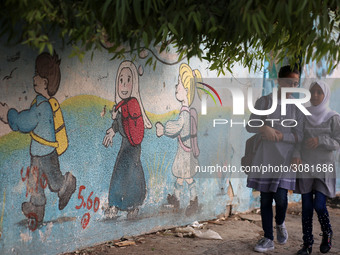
[293,80,340,255]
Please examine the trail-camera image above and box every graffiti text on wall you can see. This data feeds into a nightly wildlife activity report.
[21,166,48,198]
[75,185,100,229]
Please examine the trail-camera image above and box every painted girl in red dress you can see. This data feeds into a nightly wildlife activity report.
[103,61,152,219]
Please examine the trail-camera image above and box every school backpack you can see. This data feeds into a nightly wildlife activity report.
[30,97,68,155]
[115,97,144,146]
[178,107,200,158]
[241,95,269,168]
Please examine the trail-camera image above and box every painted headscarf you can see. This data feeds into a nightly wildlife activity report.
[306,80,339,126]
[115,60,152,129]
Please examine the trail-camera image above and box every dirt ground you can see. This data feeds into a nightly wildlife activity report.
[62,201,340,255]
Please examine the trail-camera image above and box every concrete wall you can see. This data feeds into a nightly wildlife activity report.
[0,41,339,255]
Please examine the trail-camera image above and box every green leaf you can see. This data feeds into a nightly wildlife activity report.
[39,43,46,53]
[168,23,178,36]
[142,31,149,47]
[133,0,143,25]
[208,26,217,33]
[178,49,185,61]
[144,0,151,17]
[192,12,201,31]
[102,0,112,19]
[252,15,260,34]
[145,56,153,66]
[47,43,53,54]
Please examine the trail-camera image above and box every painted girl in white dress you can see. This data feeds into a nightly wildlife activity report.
[156,63,200,216]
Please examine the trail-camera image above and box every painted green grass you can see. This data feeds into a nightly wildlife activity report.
[145,152,171,203]
[0,131,30,162]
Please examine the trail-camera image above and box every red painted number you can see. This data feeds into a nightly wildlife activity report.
[93,197,100,212]
[75,185,86,209]
[75,186,100,213]
[81,213,90,229]
[86,191,93,210]
[75,185,101,229]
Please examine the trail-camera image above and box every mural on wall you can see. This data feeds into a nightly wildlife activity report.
[0,43,290,254]
[0,52,77,230]
[102,60,152,219]
[155,63,201,216]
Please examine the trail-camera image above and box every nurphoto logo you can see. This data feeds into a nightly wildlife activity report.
[199,81,311,128]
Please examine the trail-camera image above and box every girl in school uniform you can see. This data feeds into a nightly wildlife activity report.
[246,65,304,252]
[294,81,340,255]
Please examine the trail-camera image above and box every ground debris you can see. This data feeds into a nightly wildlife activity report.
[162,229,175,236]
[173,225,222,240]
[114,240,136,247]
[191,220,205,228]
[193,229,222,240]
[135,237,146,243]
[207,219,223,225]
[62,205,340,255]
[239,214,261,222]
[327,196,340,208]
[175,226,195,233]
[105,241,116,248]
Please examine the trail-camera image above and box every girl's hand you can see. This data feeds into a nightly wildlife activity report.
[103,128,115,147]
[260,126,280,142]
[291,157,302,171]
[111,108,118,120]
[305,137,319,149]
[275,130,283,141]
[155,122,164,137]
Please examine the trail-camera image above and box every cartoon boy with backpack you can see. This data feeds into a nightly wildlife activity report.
[0,52,76,224]
[156,63,200,216]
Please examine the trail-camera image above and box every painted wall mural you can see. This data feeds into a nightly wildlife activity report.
[156,64,201,216]
[0,52,76,231]
[0,42,340,255]
[102,60,152,220]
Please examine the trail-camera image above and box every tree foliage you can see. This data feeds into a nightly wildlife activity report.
[1,0,340,74]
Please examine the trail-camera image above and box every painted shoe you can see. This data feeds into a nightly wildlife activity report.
[22,202,45,223]
[185,196,198,216]
[103,204,118,219]
[127,208,139,220]
[167,194,180,209]
[58,172,76,210]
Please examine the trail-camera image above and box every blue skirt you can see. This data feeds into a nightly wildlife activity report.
[108,136,146,210]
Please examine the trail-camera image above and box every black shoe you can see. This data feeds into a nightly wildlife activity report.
[185,196,198,216]
[58,172,76,210]
[320,232,332,253]
[167,194,180,209]
[297,244,312,255]
[22,202,45,223]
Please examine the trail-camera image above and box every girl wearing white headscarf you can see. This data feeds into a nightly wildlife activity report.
[294,80,340,255]
[102,60,152,219]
